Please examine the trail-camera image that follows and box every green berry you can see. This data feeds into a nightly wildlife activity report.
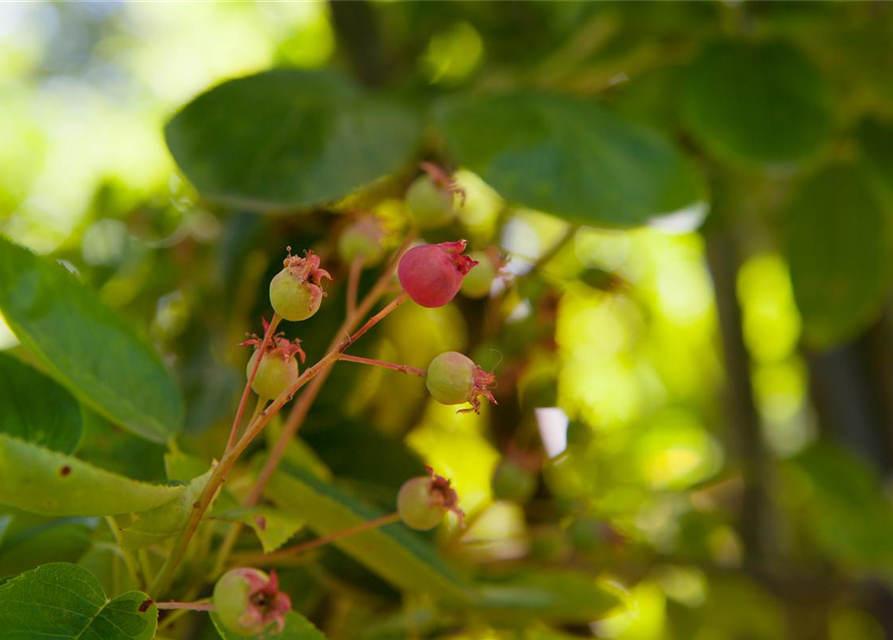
[426,352,475,405]
[214,568,291,637]
[338,217,385,267]
[460,251,498,298]
[269,268,321,322]
[491,459,537,503]
[247,350,298,400]
[406,174,455,229]
[397,476,446,530]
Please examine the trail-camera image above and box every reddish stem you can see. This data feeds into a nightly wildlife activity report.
[156,601,215,611]
[339,354,426,378]
[226,315,281,452]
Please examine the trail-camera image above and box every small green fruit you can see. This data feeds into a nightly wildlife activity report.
[269,268,321,322]
[214,568,291,637]
[398,476,446,530]
[426,352,475,405]
[338,217,385,267]
[406,174,455,229]
[460,251,498,299]
[247,350,299,400]
[491,459,537,503]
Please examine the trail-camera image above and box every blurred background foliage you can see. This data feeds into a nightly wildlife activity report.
[3,2,893,639]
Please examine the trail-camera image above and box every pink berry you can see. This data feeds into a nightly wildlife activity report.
[398,240,478,308]
[397,466,465,531]
[213,568,291,637]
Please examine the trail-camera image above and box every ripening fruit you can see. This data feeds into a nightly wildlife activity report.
[338,216,385,267]
[397,467,464,530]
[406,173,455,229]
[491,458,537,503]
[398,240,478,308]
[426,352,475,405]
[460,251,498,299]
[269,250,331,322]
[214,568,291,637]
[246,350,299,400]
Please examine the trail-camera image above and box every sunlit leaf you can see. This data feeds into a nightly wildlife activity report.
[0,434,185,517]
[0,352,81,453]
[166,69,422,211]
[0,236,182,443]
[266,460,470,602]
[434,91,704,228]
[0,563,156,640]
[681,39,833,165]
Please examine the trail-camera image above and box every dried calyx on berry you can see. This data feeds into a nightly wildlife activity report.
[241,320,306,400]
[398,240,478,308]
[460,247,508,299]
[397,466,465,531]
[338,215,386,267]
[213,568,291,637]
[426,351,497,414]
[406,162,465,229]
[269,248,332,321]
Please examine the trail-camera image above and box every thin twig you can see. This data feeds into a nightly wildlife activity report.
[156,601,215,611]
[346,255,363,320]
[339,354,426,377]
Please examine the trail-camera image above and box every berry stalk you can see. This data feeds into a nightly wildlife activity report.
[156,601,215,611]
[339,354,427,378]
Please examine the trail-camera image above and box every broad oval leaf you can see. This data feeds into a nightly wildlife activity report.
[433,92,704,228]
[114,468,213,550]
[267,460,470,602]
[0,352,81,453]
[211,611,327,640]
[0,562,156,640]
[470,571,629,623]
[0,434,186,516]
[166,69,423,211]
[784,164,891,349]
[0,237,182,442]
[858,117,893,199]
[681,40,833,166]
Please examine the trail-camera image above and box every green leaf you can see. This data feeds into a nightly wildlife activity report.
[114,468,212,550]
[858,117,893,199]
[0,434,185,516]
[211,611,327,640]
[0,517,95,578]
[165,69,423,211]
[266,460,470,602]
[784,164,891,349]
[470,571,629,623]
[78,544,139,598]
[0,236,182,443]
[434,92,704,228]
[0,352,82,453]
[213,507,305,553]
[0,563,156,640]
[680,40,833,166]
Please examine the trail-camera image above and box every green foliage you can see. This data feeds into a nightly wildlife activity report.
[435,92,704,227]
[267,460,470,602]
[211,611,326,640]
[0,352,82,453]
[0,563,156,640]
[681,39,833,165]
[165,69,422,211]
[0,236,182,443]
[0,434,185,516]
[784,164,891,348]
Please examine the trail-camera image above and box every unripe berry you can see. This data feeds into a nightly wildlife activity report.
[398,466,464,531]
[406,174,455,229]
[338,216,385,267]
[269,249,331,322]
[246,349,298,400]
[398,240,478,308]
[491,458,537,503]
[213,568,291,637]
[426,351,497,414]
[460,249,504,299]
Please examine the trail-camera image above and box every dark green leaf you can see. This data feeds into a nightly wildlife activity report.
[0,563,156,640]
[858,117,893,199]
[166,69,422,211]
[0,434,186,516]
[680,40,833,165]
[784,164,891,348]
[434,92,704,227]
[0,518,95,578]
[0,236,182,442]
[0,352,81,453]
[211,611,327,640]
[266,460,470,602]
